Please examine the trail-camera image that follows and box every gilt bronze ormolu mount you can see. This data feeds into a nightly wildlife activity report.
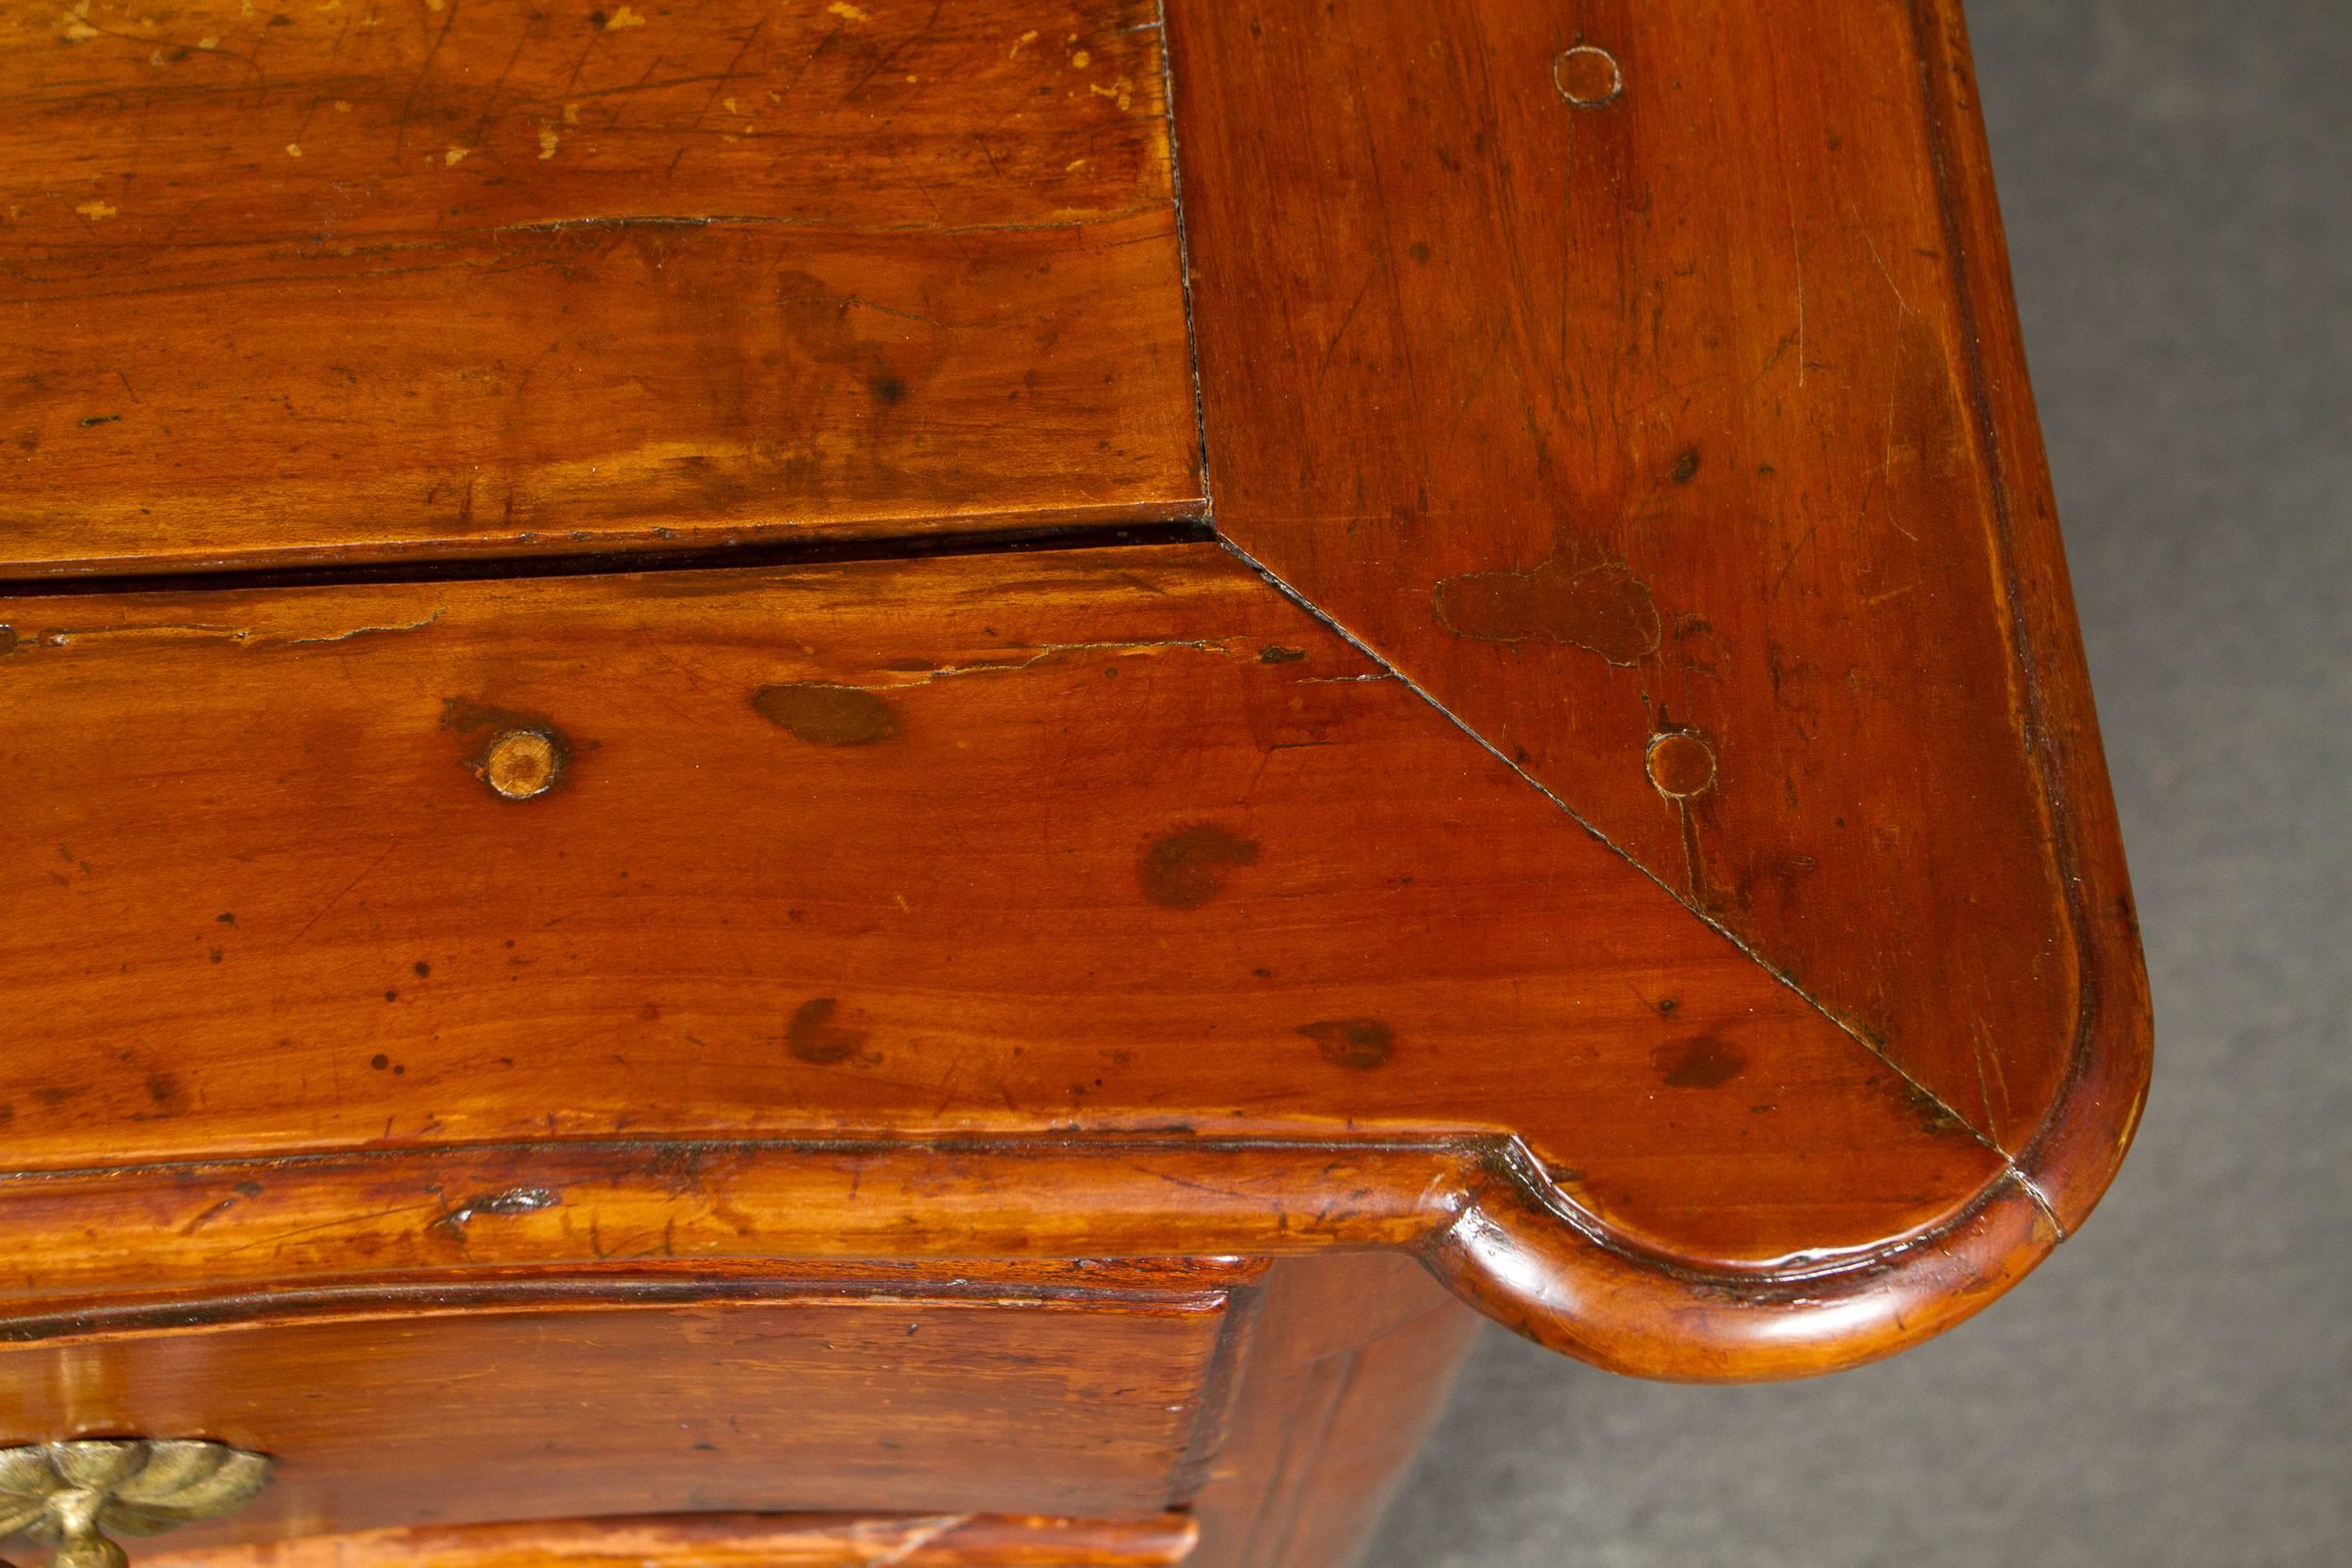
[0,1443,270,1568]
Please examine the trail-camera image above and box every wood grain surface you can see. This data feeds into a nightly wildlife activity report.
[0,546,1995,1250]
[0,0,1200,575]
[1166,0,2149,1224]
[1185,1255,1479,1568]
[0,0,2150,1391]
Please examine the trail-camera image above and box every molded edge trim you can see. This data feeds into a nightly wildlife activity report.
[1905,0,2154,1235]
[0,1133,2065,1381]
[1425,1146,2057,1383]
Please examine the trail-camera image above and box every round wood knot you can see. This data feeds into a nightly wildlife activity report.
[1552,45,1623,108]
[1645,731,1716,798]
[482,729,561,800]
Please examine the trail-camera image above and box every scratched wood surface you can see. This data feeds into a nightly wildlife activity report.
[0,541,2005,1293]
[0,0,2146,1397]
[140,1513,1201,1568]
[1165,0,2151,1228]
[0,0,1199,575]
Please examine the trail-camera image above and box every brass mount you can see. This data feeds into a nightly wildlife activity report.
[0,1442,271,1568]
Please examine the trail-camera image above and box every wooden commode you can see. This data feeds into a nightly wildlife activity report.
[0,3,2150,1565]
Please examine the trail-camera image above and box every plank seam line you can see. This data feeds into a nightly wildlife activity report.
[0,518,1216,600]
[1153,0,1217,522]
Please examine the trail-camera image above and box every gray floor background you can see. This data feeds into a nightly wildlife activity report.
[1367,3,2351,1564]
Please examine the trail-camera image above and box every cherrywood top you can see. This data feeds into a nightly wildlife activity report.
[0,0,2149,1382]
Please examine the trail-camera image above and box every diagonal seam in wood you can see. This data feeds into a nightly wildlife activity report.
[1214,532,2034,1183]
[1148,7,2065,1219]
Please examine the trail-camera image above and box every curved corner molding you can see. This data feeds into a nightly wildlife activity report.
[0,1442,271,1568]
[0,1121,2137,1383]
[1423,1150,2058,1382]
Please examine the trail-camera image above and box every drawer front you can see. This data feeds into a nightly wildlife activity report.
[0,1289,1236,1544]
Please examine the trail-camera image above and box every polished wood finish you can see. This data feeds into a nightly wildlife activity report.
[1,0,1199,576]
[0,4,2147,1566]
[141,1513,1200,1568]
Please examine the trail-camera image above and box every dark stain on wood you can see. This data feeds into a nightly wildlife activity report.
[1896,1081,1975,1139]
[1652,1037,1747,1090]
[1431,549,1662,665]
[1297,1019,1394,1069]
[146,1071,188,1112]
[1670,448,1702,484]
[1257,645,1307,664]
[439,697,549,739]
[754,683,900,746]
[1136,823,1262,909]
[786,998,868,1066]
